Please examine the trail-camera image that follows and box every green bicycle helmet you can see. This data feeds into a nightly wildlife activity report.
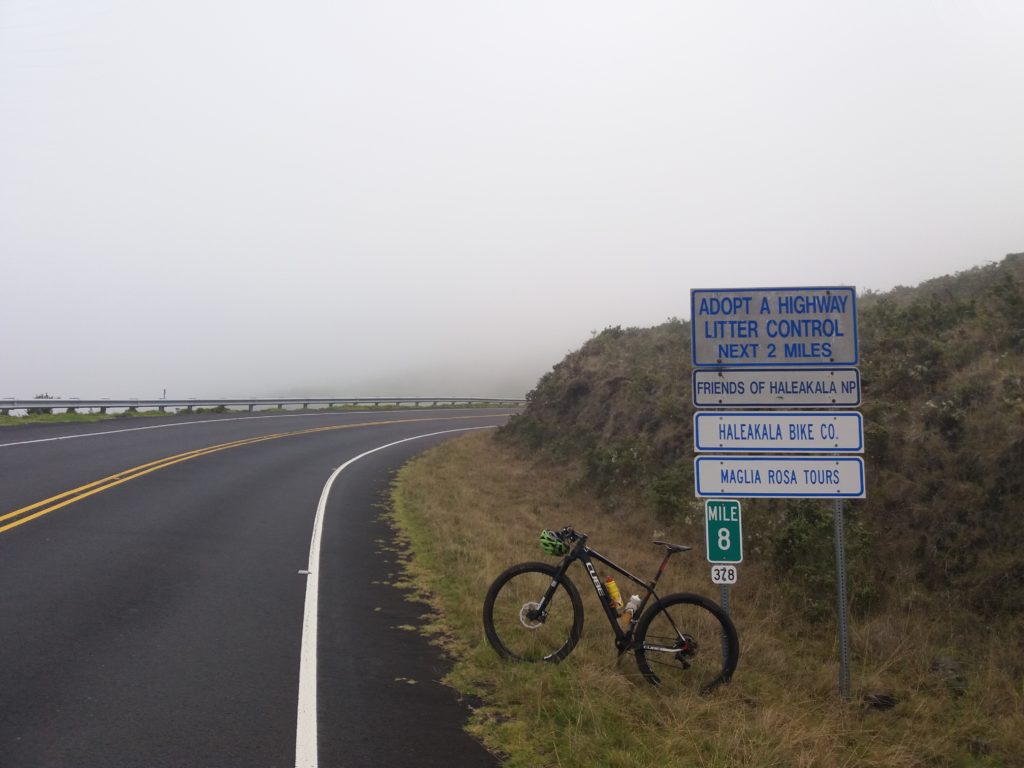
[539,529,569,556]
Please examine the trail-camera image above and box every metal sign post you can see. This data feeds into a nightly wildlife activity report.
[833,498,852,698]
[719,582,732,666]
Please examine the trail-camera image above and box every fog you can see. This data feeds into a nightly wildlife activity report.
[2,2,1022,399]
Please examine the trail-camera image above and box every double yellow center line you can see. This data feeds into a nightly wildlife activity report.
[0,415,496,535]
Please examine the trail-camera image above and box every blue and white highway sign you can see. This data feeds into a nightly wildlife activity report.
[691,287,858,367]
[694,411,864,453]
[695,456,866,498]
[692,367,861,407]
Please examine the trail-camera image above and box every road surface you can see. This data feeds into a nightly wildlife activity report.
[0,409,511,767]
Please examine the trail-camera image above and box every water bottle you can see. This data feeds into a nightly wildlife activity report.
[620,594,642,629]
[604,576,623,610]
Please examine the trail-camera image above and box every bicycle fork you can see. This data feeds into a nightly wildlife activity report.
[528,557,576,624]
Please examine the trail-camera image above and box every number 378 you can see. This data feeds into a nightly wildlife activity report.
[711,565,738,585]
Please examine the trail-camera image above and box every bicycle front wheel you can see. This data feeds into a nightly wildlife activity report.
[483,562,583,662]
[634,593,739,693]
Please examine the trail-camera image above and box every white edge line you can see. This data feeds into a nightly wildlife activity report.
[294,424,497,768]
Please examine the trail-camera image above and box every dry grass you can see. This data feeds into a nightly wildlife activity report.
[390,431,1024,767]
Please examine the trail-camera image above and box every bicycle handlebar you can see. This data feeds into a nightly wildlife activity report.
[557,525,585,542]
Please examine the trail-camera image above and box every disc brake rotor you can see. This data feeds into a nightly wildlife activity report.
[519,602,543,629]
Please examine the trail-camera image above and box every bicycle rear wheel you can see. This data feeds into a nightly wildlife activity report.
[633,593,739,693]
[483,562,583,662]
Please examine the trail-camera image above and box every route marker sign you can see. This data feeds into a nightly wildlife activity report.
[691,286,858,367]
[692,367,861,408]
[705,499,742,563]
[695,456,866,498]
[693,411,864,453]
[711,564,738,585]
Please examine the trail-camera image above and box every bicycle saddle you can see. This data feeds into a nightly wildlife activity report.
[653,540,692,553]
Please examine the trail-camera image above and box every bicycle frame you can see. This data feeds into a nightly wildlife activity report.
[541,531,679,652]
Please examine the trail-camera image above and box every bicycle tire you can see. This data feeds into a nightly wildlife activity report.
[483,562,584,662]
[633,592,739,693]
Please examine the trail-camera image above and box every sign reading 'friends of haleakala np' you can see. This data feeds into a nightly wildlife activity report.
[691,287,857,367]
[692,367,861,408]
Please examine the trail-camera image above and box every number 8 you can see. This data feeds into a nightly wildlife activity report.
[717,528,731,551]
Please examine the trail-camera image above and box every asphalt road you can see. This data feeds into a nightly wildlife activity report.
[0,409,510,767]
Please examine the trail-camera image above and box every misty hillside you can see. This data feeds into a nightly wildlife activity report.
[500,253,1024,618]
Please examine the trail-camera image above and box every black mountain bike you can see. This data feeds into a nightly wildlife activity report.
[483,526,739,693]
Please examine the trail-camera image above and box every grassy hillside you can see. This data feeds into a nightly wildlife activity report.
[500,253,1024,619]
[393,432,1023,767]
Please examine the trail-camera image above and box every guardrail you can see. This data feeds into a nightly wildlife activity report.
[0,397,526,415]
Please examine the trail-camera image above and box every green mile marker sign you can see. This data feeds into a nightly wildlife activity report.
[705,499,742,564]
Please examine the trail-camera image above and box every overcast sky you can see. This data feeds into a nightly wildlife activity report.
[2,1,1022,399]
